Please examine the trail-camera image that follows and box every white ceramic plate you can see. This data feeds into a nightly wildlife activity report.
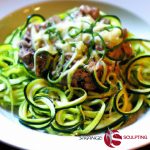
[0,0,150,149]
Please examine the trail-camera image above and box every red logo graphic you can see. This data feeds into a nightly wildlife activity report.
[104,129,122,148]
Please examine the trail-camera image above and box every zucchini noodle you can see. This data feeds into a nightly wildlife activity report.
[0,5,150,135]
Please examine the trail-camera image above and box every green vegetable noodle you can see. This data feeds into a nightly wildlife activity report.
[0,5,150,135]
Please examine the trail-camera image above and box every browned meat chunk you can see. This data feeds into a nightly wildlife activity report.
[19,26,50,76]
[79,5,100,20]
[35,53,50,76]
[19,47,34,69]
[107,42,132,60]
[19,29,34,70]
[72,69,97,91]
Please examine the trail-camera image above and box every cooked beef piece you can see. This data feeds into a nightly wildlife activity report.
[107,41,132,60]
[122,42,133,57]
[19,40,31,48]
[36,53,50,76]
[19,42,51,76]
[19,26,33,69]
[72,69,97,91]
[79,5,100,20]
[19,25,50,77]
[19,36,34,70]
[19,48,34,69]
[122,28,128,39]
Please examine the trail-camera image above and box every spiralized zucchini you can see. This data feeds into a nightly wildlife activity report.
[0,6,150,135]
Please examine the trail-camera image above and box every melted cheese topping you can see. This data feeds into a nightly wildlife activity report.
[30,14,123,55]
